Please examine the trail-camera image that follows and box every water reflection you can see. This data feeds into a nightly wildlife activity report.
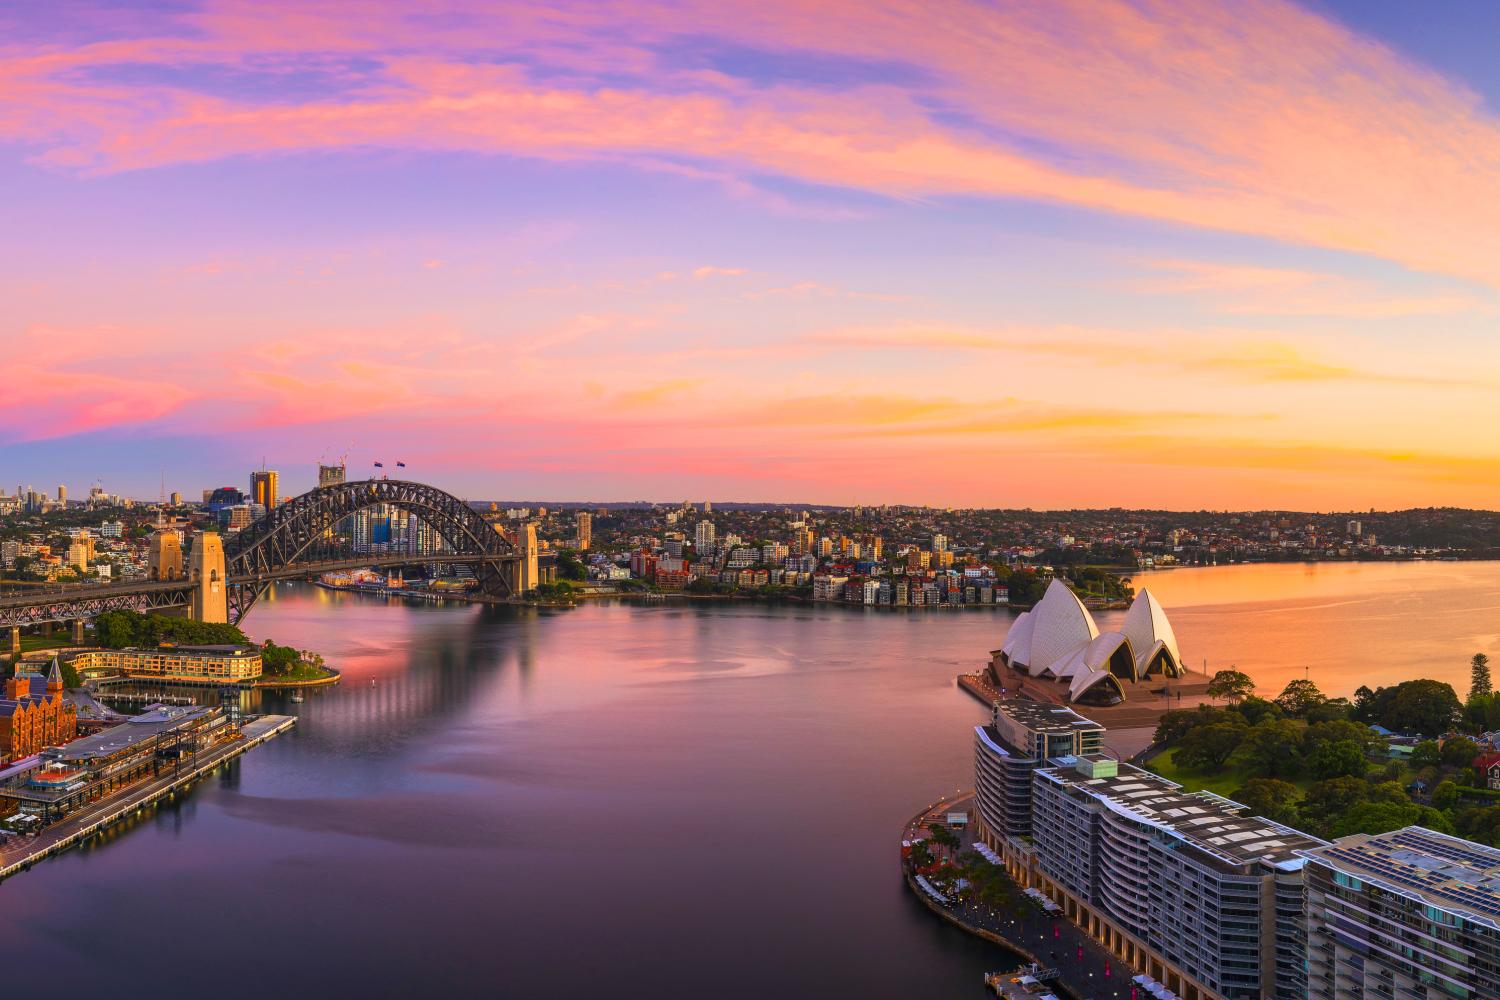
[8,565,1494,999]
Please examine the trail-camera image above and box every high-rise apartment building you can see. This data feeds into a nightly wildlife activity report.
[169,491,182,506]
[1017,757,1323,1000]
[576,511,592,550]
[56,485,66,503]
[250,469,279,509]
[695,520,716,555]
[973,699,1102,842]
[932,532,947,552]
[1299,827,1500,1000]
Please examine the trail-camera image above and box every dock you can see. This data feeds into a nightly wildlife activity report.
[0,715,295,882]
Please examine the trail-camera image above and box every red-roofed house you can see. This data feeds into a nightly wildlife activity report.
[1475,753,1500,790]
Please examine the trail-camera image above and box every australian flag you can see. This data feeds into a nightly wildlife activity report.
[373,462,384,468]
[396,461,406,468]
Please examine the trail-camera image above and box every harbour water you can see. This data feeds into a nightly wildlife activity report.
[2,562,1494,998]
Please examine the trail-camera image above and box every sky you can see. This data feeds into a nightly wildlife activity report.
[5,0,1500,508]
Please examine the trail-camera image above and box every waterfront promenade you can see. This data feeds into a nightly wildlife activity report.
[0,714,294,882]
[904,795,1136,1000]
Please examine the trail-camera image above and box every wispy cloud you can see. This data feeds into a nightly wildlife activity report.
[8,2,1500,286]
[808,323,1486,388]
[1134,259,1486,318]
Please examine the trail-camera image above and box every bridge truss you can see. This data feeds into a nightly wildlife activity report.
[0,479,530,629]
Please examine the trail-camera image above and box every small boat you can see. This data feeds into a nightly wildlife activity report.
[289,692,304,704]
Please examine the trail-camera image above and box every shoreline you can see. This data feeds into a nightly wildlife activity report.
[900,797,1084,1000]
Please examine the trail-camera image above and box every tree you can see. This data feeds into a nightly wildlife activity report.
[1362,680,1463,737]
[1305,698,1353,723]
[1175,721,1248,771]
[1275,678,1327,717]
[1306,739,1369,781]
[1235,696,1283,727]
[1240,717,1304,778]
[1233,778,1300,825]
[1440,736,1482,769]
[1332,801,1422,838]
[556,549,587,582]
[1154,706,1230,746]
[1472,653,1493,699]
[927,822,961,855]
[1206,669,1256,704]
[1412,740,1442,770]
[58,659,81,689]
[1301,777,1370,836]
[1432,780,1461,811]
[1304,719,1384,755]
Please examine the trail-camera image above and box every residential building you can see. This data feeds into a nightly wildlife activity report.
[694,520,716,556]
[68,645,264,683]
[576,511,592,550]
[1299,827,1500,1000]
[1021,757,1324,1000]
[973,699,1104,843]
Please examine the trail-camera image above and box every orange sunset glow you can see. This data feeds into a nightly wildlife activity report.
[5,0,1500,505]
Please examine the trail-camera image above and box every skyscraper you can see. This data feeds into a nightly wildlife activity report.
[318,463,346,487]
[695,520,716,555]
[56,484,66,503]
[250,469,279,509]
[576,511,592,550]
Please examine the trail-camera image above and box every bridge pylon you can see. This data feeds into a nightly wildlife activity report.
[190,531,229,623]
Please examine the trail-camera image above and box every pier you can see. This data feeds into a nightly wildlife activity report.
[0,715,295,882]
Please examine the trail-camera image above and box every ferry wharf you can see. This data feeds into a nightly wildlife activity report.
[0,714,295,882]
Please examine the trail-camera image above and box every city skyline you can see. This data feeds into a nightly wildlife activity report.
[7,1,1500,507]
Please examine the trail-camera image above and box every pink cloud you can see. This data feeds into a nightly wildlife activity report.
[5,1,1500,287]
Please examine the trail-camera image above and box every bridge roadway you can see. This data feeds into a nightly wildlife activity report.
[0,553,496,629]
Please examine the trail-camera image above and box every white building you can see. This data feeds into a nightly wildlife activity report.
[993,581,1184,705]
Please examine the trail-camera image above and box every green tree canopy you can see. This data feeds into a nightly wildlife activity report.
[1301,777,1370,836]
[1275,678,1327,717]
[1206,669,1256,704]
[1233,778,1300,825]
[1175,721,1248,772]
[1240,717,1304,778]
[94,610,248,648]
[1356,679,1462,737]
[1472,652,1493,699]
[1411,741,1443,769]
[1440,736,1482,769]
[1306,739,1369,781]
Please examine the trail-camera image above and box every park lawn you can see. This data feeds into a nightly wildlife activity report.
[19,635,74,652]
[1147,747,1317,799]
[264,661,335,683]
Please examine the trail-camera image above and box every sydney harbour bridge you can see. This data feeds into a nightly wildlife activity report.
[0,479,557,638]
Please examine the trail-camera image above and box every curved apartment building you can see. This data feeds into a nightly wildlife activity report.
[69,645,263,683]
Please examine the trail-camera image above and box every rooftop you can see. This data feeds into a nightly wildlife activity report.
[995,698,1102,734]
[1038,760,1324,869]
[52,704,217,764]
[1298,827,1500,928]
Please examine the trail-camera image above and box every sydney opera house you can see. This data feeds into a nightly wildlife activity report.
[990,580,1184,706]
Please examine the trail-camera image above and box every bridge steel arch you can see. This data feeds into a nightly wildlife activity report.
[222,479,518,623]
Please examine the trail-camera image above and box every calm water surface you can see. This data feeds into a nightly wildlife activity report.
[3,562,1495,998]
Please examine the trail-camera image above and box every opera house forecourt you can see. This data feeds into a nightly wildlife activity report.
[991,580,1187,706]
